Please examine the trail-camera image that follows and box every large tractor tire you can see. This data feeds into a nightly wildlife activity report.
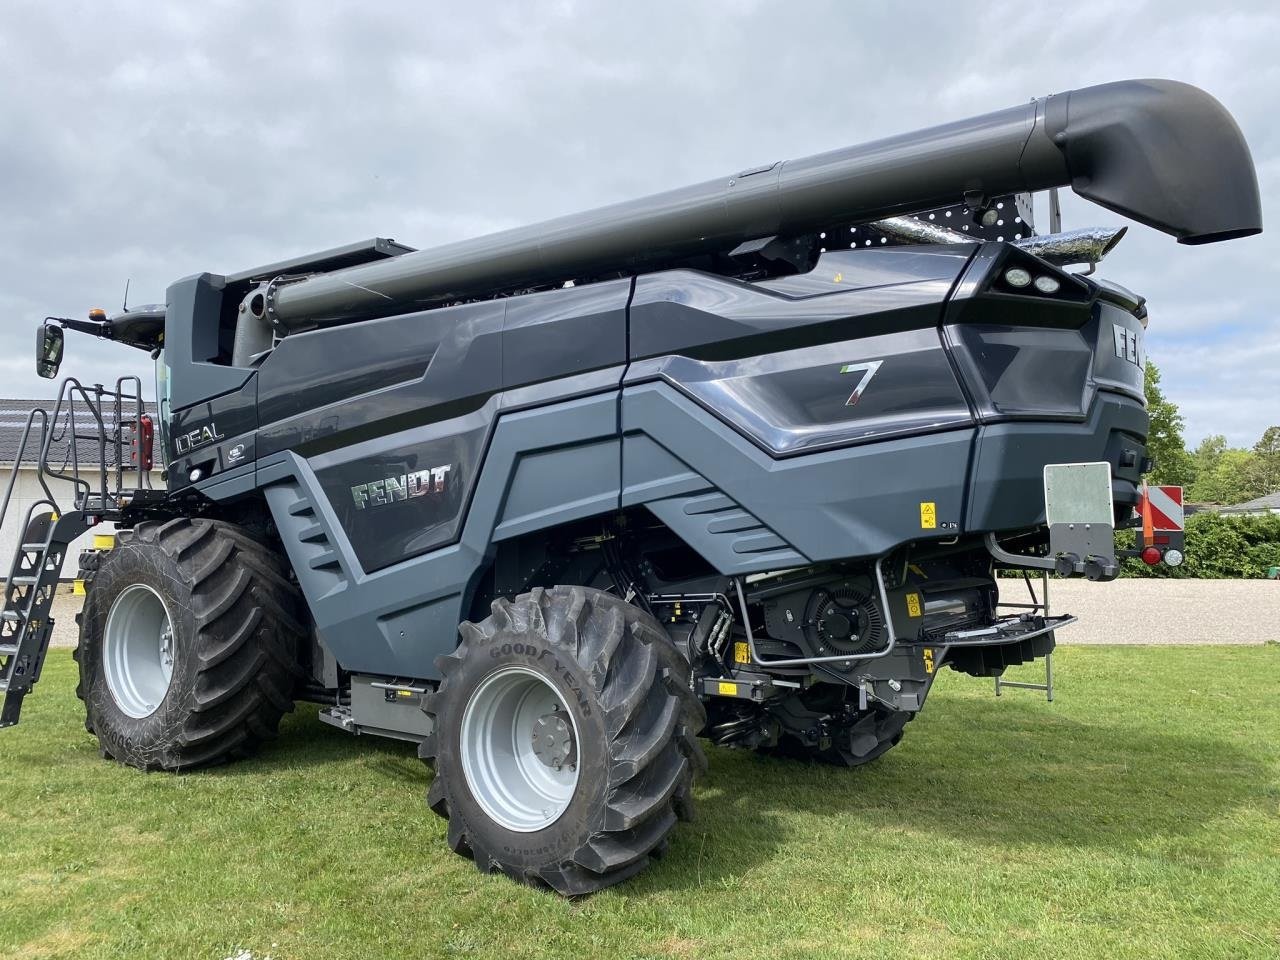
[74,518,304,771]
[420,586,707,895]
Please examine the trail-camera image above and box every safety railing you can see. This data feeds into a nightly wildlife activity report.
[0,377,152,545]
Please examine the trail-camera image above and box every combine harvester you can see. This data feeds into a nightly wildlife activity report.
[2,79,1259,893]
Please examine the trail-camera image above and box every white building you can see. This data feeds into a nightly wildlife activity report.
[1219,491,1280,516]
[0,400,160,580]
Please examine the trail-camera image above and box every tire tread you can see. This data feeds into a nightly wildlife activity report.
[421,585,707,896]
[75,517,304,772]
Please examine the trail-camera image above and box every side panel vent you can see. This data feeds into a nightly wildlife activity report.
[624,433,805,574]
[267,481,349,601]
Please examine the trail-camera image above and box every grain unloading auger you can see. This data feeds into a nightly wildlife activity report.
[5,79,1260,894]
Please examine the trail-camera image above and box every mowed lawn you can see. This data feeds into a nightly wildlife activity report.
[2,646,1277,960]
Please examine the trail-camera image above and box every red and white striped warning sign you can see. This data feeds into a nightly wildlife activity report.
[1143,485,1184,531]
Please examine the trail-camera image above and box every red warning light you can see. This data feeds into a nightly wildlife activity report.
[1140,546,1162,566]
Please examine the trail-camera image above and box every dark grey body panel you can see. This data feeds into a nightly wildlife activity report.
[635,329,970,455]
[167,374,258,483]
[626,248,974,456]
[164,274,254,412]
[966,392,1148,531]
[501,280,629,386]
[622,382,972,568]
[941,245,1146,423]
[311,405,490,572]
[256,299,505,457]
[263,390,621,678]
[629,248,971,360]
[264,378,984,674]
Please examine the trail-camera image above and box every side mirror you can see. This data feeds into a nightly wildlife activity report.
[36,324,64,379]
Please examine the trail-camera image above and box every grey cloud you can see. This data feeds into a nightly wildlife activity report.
[1,0,1275,447]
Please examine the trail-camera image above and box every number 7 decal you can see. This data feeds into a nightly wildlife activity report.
[840,360,883,406]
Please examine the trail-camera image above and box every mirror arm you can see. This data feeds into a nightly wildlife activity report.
[47,316,114,339]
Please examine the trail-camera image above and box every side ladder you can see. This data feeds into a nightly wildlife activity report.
[0,377,148,728]
[0,510,90,726]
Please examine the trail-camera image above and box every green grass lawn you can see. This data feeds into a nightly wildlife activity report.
[2,646,1277,960]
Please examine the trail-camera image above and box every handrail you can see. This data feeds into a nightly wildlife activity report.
[0,410,57,537]
[39,378,101,509]
[37,376,151,512]
[0,378,151,569]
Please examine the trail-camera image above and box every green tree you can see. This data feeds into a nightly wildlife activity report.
[1188,443,1258,504]
[1143,361,1194,486]
[1188,434,1227,481]
[1246,425,1280,497]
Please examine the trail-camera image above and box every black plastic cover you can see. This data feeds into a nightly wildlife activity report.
[1043,79,1261,244]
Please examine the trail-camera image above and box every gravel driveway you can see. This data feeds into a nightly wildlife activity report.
[43,578,1279,649]
[999,577,1278,644]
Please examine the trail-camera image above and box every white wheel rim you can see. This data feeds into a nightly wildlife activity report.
[459,665,581,832]
[102,584,176,719]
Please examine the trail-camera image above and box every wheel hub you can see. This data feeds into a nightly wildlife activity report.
[531,709,576,771]
[459,665,582,832]
[102,583,176,719]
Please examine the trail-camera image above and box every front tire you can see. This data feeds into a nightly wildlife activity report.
[75,518,304,771]
[421,586,706,895]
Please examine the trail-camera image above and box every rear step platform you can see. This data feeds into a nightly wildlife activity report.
[939,612,1077,646]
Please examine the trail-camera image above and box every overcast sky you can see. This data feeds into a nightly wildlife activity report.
[1,1,1276,447]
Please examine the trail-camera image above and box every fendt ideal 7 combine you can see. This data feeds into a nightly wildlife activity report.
[2,79,1260,894]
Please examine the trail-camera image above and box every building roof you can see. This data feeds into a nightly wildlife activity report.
[0,398,157,468]
[1220,491,1280,513]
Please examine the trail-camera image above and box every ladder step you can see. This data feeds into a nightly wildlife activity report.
[8,577,37,585]
[21,543,49,551]
[1,610,22,622]
[0,644,16,656]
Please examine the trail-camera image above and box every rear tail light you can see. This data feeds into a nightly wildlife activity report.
[134,414,154,471]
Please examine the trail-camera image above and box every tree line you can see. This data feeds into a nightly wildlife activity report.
[1143,362,1279,504]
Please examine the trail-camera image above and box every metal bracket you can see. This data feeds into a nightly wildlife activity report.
[994,572,1056,702]
[984,532,1118,581]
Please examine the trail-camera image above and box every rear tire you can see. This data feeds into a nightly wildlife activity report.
[420,586,706,895]
[74,518,304,771]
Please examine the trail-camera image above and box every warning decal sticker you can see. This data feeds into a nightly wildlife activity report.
[919,501,937,529]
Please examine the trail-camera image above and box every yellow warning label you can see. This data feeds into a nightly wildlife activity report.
[919,501,937,529]
[923,647,935,674]
[734,641,750,664]
[717,681,738,697]
[906,593,922,618]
